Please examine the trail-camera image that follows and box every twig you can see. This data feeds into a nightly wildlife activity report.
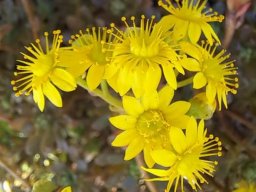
[224,110,256,132]
[135,154,158,192]
[218,111,256,159]
[20,0,40,39]
[0,158,31,190]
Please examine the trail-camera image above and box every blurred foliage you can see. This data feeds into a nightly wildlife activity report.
[0,0,256,192]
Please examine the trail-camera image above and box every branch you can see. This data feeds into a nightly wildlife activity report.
[135,154,158,192]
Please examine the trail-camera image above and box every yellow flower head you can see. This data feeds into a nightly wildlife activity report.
[11,30,77,111]
[110,86,191,167]
[233,180,256,192]
[143,117,222,192]
[67,27,114,90]
[158,0,224,44]
[181,41,238,110]
[107,15,183,97]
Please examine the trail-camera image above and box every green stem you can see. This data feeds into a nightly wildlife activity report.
[177,77,194,88]
[100,80,110,96]
[77,77,122,109]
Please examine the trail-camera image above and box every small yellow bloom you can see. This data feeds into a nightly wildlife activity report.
[143,117,222,192]
[233,180,256,192]
[110,86,191,167]
[11,30,77,111]
[67,27,114,90]
[157,0,224,44]
[181,41,238,110]
[107,15,183,97]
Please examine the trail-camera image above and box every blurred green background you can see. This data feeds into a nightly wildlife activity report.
[0,0,256,191]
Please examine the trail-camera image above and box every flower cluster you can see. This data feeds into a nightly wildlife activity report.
[12,0,238,191]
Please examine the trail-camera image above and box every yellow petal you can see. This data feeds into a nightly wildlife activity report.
[198,119,205,142]
[173,60,185,75]
[173,19,188,40]
[201,23,214,45]
[107,73,119,93]
[118,66,132,96]
[132,66,145,98]
[112,129,135,147]
[164,101,191,118]
[151,149,177,167]
[179,58,200,72]
[180,42,200,61]
[188,22,201,43]
[206,82,217,103]
[169,127,186,154]
[87,64,105,90]
[222,91,228,109]
[158,85,174,109]
[144,146,155,168]
[144,65,161,93]
[124,136,144,160]
[104,63,118,79]
[42,82,62,107]
[59,48,90,77]
[185,117,198,146]
[141,167,170,177]
[142,90,159,110]
[193,72,207,89]
[50,68,76,92]
[61,186,72,192]
[109,115,136,130]
[154,15,175,34]
[162,64,177,90]
[123,96,144,116]
[33,86,45,111]
[170,115,190,129]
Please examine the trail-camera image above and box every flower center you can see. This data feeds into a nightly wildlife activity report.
[89,43,107,65]
[32,52,55,77]
[202,59,223,81]
[136,110,169,144]
[130,37,160,58]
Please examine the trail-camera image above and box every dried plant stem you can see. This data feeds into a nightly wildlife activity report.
[135,154,158,192]
[225,110,256,132]
[20,0,40,39]
[0,158,31,190]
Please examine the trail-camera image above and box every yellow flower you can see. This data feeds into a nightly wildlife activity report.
[181,41,238,110]
[143,117,222,192]
[67,27,114,90]
[233,180,256,192]
[110,86,191,167]
[157,0,224,44]
[107,15,183,97]
[11,30,77,111]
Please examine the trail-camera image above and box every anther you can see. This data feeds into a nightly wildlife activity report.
[11,80,15,85]
[121,17,126,21]
[36,39,40,43]
[110,23,115,28]
[131,16,135,21]
[44,32,49,36]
